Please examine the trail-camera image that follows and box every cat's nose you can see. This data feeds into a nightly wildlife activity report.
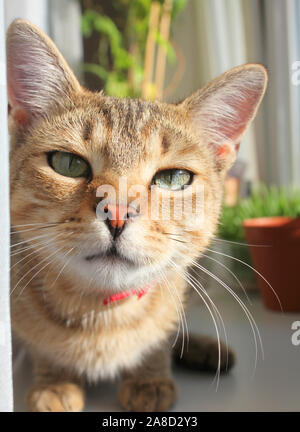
[103,203,138,240]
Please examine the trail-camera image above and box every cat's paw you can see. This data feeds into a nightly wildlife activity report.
[174,334,235,373]
[118,377,177,412]
[27,382,85,412]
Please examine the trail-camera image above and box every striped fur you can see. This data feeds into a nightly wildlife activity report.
[8,20,267,412]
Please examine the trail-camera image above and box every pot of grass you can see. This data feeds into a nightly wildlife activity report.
[242,186,300,312]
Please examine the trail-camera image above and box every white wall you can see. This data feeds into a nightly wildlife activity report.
[5,0,83,80]
[0,0,13,413]
[5,0,49,32]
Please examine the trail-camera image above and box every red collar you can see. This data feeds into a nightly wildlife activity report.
[103,284,151,306]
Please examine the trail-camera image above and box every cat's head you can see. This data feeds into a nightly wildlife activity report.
[8,20,267,293]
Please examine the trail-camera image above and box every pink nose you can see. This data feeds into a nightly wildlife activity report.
[104,204,138,239]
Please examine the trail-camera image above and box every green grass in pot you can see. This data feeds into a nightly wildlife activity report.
[219,185,300,243]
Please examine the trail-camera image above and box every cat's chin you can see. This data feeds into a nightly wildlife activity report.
[67,251,159,293]
[85,246,136,267]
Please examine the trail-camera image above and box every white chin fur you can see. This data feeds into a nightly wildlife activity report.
[68,255,162,293]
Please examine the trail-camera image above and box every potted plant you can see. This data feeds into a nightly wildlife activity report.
[242,186,300,312]
[198,185,300,312]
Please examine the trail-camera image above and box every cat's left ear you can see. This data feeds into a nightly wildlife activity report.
[180,64,268,171]
[6,19,82,127]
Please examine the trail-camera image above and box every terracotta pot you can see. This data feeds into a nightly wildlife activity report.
[243,217,300,312]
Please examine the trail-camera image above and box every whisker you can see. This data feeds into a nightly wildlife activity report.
[158,266,188,357]
[201,252,252,305]
[168,257,222,390]
[10,222,63,228]
[49,248,74,288]
[187,268,229,354]
[17,246,67,299]
[10,232,59,249]
[206,246,283,311]
[163,232,184,237]
[9,234,68,258]
[212,237,271,248]
[10,232,66,271]
[167,236,188,244]
[188,257,263,376]
[10,223,59,235]
[11,238,73,297]
[187,271,229,385]
[172,242,265,378]
[157,273,183,353]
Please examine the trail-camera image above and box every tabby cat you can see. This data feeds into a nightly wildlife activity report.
[8,19,267,412]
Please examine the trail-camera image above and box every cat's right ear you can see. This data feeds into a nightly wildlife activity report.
[180,64,268,172]
[6,19,82,128]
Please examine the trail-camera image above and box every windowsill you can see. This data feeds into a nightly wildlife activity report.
[13,290,300,412]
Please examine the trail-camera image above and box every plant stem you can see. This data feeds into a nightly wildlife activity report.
[154,0,173,100]
[128,42,138,94]
[142,1,161,100]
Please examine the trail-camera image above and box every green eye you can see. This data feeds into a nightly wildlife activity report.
[152,169,193,191]
[49,152,90,178]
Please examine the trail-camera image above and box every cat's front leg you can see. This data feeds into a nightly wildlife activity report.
[173,333,236,372]
[118,343,177,412]
[26,356,85,412]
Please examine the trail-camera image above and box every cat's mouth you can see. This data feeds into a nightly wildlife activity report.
[85,245,135,266]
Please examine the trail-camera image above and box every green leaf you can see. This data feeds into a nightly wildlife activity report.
[83,63,108,80]
[172,0,189,19]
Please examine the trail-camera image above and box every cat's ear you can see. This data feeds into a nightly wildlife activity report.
[180,64,268,171]
[6,19,82,127]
